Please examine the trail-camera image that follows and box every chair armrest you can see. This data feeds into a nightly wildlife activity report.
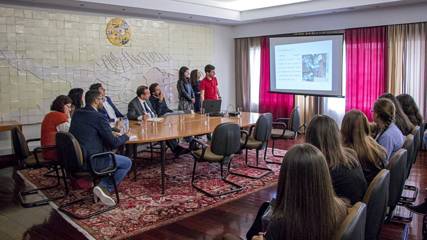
[88,152,117,176]
[275,118,290,123]
[191,138,209,160]
[26,138,41,143]
[32,145,57,164]
[240,130,250,147]
[272,122,287,136]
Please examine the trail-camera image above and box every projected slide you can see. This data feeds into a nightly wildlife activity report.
[270,35,343,97]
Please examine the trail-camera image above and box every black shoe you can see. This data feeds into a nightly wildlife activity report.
[406,200,427,215]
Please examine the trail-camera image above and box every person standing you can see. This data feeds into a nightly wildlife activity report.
[190,69,202,113]
[177,66,195,111]
[200,64,221,107]
[70,90,131,206]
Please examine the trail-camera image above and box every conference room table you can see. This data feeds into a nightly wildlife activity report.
[126,112,261,194]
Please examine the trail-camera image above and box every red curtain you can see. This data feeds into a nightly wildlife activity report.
[345,27,387,120]
[259,37,294,119]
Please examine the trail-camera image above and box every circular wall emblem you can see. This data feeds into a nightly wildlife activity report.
[106,17,131,46]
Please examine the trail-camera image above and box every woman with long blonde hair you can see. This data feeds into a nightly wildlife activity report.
[248,143,347,240]
[341,110,387,183]
[305,115,367,204]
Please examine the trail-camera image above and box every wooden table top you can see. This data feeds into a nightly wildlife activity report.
[127,112,261,144]
[0,121,22,132]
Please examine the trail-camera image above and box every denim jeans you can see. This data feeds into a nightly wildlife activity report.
[91,154,132,192]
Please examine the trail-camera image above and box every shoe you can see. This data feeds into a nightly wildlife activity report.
[93,186,116,206]
[405,200,427,215]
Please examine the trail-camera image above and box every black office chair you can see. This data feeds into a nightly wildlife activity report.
[190,123,243,197]
[333,202,367,240]
[385,149,407,222]
[232,114,273,179]
[270,107,301,159]
[56,132,120,219]
[400,134,418,204]
[362,169,390,240]
[12,127,66,208]
[412,126,421,162]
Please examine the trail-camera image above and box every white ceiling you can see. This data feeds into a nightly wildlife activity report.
[1,0,426,25]
[173,0,312,11]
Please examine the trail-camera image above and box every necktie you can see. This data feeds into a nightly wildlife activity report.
[144,101,155,118]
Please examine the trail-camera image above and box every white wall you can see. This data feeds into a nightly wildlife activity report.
[233,2,427,38]
[0,6,235,155]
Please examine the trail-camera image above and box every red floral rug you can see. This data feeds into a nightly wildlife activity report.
[18,148,286,240]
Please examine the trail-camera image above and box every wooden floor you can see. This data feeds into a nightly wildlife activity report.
[0,139,426,240]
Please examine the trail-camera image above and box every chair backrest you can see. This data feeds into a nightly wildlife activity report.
[56,132,85,173]
[333,202,367,240]
[362,169,390,240]
[288,107,301,132]
[411,126,420,161]
[386,149,407,210]
[253,113,272,142]
[11,127,31,167]
[211,123,241,156]
[402,134,414,178]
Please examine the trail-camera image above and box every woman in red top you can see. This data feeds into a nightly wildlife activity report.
[41,95,72,161]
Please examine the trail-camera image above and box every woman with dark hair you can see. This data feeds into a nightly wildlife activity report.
[373,98,405,162]
[306,115,367,204]
[247,143,347,240]
[190,69,202,112]
[396,94,423,126]
[177,66,195,111]
[341,110,387,183]
[149,83,173,116]
[380,93,414,135]
[67,88,84,116]
[41,95,72,160]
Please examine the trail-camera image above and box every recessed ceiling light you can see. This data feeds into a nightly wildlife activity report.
[79,3,85,7]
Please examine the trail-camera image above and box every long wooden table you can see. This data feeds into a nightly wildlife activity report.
[126,112,261,194]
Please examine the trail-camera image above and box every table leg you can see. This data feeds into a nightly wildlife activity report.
[132,144,137,181]
[160,141,166,194]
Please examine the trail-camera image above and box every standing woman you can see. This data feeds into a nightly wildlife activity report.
[41,95,72,161]
[177,66,195,111]
[67,88,84,117]
[341,110,387,183]
[190,69,202,113]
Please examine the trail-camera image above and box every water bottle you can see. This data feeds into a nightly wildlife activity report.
[123,117,129,133]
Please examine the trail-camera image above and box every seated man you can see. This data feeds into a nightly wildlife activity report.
[149,83,173,117]
[127,85,185,156]
[70,90,132,206]
[89,83,124,122]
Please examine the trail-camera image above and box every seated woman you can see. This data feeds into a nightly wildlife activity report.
[341,110,387,183]
[380,93,414,135]
[247,143,347,240]
[149,83,173,116]
[67,88,84,117]
[373,98,405,163]
[306,115,367,204]
[41,95,72,161]
[396,94,423,127]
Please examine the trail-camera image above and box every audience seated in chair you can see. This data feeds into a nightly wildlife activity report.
[127,85,185,156]
[372,98,405,163]
[67,88,84,117]
[246,143,348,240]
[379,93,414,136]
[41,95,72,161]
[341,110,387,184]
[69,90,132,206]
[306,115,367,204]
[89,83,124,122]
[149,83,173,116]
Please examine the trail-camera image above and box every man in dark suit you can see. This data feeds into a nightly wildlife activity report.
[127,85,184,156]
[70,90,132,206]
[89,83,124,122]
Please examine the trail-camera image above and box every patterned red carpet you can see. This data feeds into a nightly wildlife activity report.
[18,148,286,240]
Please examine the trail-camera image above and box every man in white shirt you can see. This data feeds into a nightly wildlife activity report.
[127,85,184,157]
[89,83,124,122]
